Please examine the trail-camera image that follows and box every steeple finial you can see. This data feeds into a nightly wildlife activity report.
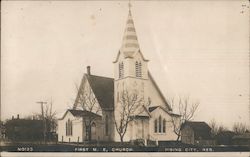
[119,0,140,58]
[128,0,132,11]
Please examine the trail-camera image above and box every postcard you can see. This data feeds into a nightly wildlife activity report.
[1,0,249,156]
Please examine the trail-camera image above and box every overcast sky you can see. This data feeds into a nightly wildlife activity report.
[1,1,249,129]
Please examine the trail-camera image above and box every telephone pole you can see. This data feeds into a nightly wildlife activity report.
[36,101,47,144]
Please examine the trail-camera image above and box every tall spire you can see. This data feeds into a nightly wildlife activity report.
[120,1,140,58]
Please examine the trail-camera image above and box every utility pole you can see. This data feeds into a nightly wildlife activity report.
[36,101,47,144]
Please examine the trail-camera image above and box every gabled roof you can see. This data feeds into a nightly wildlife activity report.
[59,109,101,120]
[113,49,149,63]
[135,105,151,118]
[148,106,158,112]
[149,106,180,117]
[181,121,212,140]
[182,121,211,131]
[86,74,114,110]
[148,72,172,111]
[73,73,114,111]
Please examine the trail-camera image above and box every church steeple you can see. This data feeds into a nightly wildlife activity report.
[113,2,149,81]
[120,3,140,58]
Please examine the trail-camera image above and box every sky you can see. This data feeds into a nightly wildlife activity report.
[1,0,249,129]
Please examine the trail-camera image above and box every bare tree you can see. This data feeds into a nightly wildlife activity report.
[233,122,247,134]
[34,100,57,133]
[217,125,228,134]
[114,89,149,143]
[167,96,199,141]
[74,82,101,141]
[209,119,229,136]
[44,100,57,133]
[209,119,219,137]
[31,99,57,143]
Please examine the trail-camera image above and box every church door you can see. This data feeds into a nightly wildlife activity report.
[91,122,97,141]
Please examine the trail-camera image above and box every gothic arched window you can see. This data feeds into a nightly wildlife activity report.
[66,119,73,136]
[154,116,167,134]
[159,116,162,133]
[138,62,142,77]
[154,119,158,133]
[119,62,124,78]
[135,61,139,77]
[135,61,142,77]
[92,122,96,136]
[66,121,68,135]
[163,119,166,133]
[105,115,109,136]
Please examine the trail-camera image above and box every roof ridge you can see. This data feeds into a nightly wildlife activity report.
[85,73,114,80]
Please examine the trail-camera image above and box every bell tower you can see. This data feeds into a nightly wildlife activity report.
[113,2,150,103]
[113,5,149,81]
[113,2,150,141]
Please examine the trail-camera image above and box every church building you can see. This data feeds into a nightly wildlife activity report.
[57,6,180,143]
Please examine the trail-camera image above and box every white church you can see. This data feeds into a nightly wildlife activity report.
[58,6,180,143]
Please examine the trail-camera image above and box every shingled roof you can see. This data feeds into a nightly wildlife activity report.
[86,74,114,110]
[59,109,102,120]
[69,109,101,118]
[149,106,180,117]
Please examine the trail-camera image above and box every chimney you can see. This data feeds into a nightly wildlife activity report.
[17,114,19,119]
[87,66,91,75]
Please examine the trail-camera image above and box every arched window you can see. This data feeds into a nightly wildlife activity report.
[154,119,158,133]
[159,116,162,133]
[154,116,167,134]
[138,62,142,77]
[105,115,109,136]
[163,119,166,133]
[92,122,96,136]
[135,61,139,77]
[66,121,68,135]
[135,61,142,77]
[66,119,73,136]
[119,62,124,78]
[70,120,73,135]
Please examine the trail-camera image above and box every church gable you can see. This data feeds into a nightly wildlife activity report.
[86,74,114,111]
[73,73,114,115]
[148,106,180,141]
[59,109,76,121]
[132,49,149,62]
[150,106,172,123]
[149,106,179,117]
[147,72,172,111]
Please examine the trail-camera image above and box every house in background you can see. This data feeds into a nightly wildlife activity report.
[0,120,5,140]
[4,115,57,142]
[232,133,250,145]
[215,130,236,145]
[181,121,215,146]
[57,6,180,143]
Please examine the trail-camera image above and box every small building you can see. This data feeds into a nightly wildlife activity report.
[5,116,43,141]
[215,131,235,145]
[232,133,250,145]
[4,115,57,142]
[0,121,6,139]
[181,121,215,146]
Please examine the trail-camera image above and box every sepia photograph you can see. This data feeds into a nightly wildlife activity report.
[1,0,249,156]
